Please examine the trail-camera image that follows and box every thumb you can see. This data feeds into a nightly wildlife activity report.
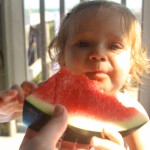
[20,105,68,150]
[38,104,68,145]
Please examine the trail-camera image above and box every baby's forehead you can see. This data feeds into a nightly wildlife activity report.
[68,6,136,33]
[68,8,123,30]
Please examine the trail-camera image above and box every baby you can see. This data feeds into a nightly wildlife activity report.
[1,1,150,149]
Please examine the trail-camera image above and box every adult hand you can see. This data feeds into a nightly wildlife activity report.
[90,129,126,150]
[0,81,37,122]
[19,104,68,150]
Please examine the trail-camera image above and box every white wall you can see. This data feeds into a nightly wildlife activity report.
[139,0,150,117]
[3,0,27,87]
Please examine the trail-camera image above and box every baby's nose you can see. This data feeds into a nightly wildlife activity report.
[89,49,107,61]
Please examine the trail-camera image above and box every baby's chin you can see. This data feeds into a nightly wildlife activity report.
[93,83,118,96]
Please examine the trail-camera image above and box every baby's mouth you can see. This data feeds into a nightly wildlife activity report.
[84,71,108,81]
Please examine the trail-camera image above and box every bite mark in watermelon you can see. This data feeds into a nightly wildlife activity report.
[23,67,149,144]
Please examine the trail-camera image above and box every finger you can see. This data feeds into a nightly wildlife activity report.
[90,136,126,150]
[37,104,68,146]
[10,111,22,120]
[0,111,22,123]
[11,84,24,103]
[0,114,14,123]
[0,89,18,103]
[20,105,68,150]
[0,102,23,118]
[0,100,22,113]
[21,81,37,98]
[102,128,124,146]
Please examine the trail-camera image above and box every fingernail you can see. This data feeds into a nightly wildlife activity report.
[53,105,64,117]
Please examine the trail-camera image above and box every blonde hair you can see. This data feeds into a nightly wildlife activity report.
[48,0,150,90]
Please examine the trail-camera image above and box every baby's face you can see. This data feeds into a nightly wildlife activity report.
[64,10,132,95]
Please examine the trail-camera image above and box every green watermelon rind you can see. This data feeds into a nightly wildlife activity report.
[27,95,54,115]
[26,94,148,133]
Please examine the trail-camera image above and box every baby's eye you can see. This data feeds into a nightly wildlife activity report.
[77,41,90,48]
[109,43,122,50]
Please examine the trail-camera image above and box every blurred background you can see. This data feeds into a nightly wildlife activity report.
[0,0,150,149]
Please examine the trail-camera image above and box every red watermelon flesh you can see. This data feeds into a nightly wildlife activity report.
[24,67,149,133]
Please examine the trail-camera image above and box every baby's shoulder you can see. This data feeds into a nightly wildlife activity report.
[116,91,149,117]
[116,90,138,102]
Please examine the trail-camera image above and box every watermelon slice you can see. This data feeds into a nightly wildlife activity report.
[23,67,149,144]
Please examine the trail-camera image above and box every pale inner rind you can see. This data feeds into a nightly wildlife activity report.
[68,115,147,132]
